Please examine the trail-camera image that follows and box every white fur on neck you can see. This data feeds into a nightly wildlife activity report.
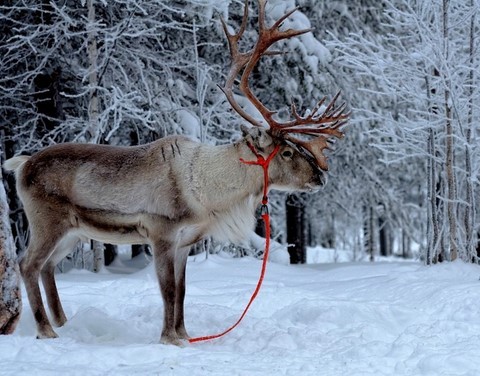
[208,195,258,245]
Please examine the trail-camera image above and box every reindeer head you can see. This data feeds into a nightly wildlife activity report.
[240,125,326,192]
[221,0,350,192]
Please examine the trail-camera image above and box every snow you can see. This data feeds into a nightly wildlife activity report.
[267,0,332,67]
[1,254,480,375]
[177,109,200,139]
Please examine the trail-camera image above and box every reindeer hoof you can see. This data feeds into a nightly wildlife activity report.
[176,328,190,340]
[36,328,59,339]
[52,315,67,328]
[160,334,184,347]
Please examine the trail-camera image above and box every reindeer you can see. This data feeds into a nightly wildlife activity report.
[3,0,349,346]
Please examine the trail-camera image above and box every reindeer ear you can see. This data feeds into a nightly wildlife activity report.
[254,128,274,149]
[242,126,273,149]
[240,124,250,136]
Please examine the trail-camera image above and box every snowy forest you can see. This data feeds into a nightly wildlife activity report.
[1,0,480,268]
[2,1,480,374]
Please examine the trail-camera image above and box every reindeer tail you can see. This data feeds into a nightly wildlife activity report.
[3,156,30,173]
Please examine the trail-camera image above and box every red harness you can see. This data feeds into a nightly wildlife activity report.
[188,143,280,344]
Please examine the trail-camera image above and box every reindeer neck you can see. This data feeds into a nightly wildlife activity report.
[188,140,266,212]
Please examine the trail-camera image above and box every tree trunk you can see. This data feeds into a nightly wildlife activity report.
[132,244,148,258]
[254,207,266,238]
[1,130,27,254]
[476,232,480,262]
[86,0,107,272]
[426,127,440,265]
[286,194,306,264]
[33,2,63,141]
[464,0,476,262]
[364,205,375,262]
[104,244,117,266]
[87,0,100,143]
[33,68,63,138]
[378,217,390,257]
[377,203,391,257]
[320,212,335,249]
[442,0,458,261]
[402,230,411,259]
[92,240,105,273]
[0,167,22,334]
[444,89,457,261]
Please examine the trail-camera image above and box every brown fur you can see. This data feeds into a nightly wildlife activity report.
[3,128,326,345]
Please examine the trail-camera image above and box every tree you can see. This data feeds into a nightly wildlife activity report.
[286,194,306,264]
[0,158,22,334]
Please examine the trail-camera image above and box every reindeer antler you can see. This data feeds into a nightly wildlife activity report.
[221,0,350,171]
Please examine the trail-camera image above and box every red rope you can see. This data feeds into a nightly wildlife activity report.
[188,144,280,344]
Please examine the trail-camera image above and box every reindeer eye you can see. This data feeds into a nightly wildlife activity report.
[282,150,293,158]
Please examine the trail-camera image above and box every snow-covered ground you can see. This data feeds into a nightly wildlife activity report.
[1,252,480,375]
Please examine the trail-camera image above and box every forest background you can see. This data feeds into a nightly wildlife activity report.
[1,0,479,268]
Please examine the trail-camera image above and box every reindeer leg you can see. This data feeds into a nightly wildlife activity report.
[21,232,65,339]
[153,240,182,346]
[174,247,190,340]
[41,235,80,327]
[41,262,66,328]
